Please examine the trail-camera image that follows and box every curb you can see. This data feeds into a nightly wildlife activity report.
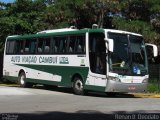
[0,83,19,87]
[133,93,160,98]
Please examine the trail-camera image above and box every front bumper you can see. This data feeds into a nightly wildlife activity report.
[105,80,147,93]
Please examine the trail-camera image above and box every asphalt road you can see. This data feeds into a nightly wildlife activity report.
[0,86,160,120]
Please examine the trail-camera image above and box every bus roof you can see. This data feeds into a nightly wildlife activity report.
[7,28,104,41]
[105,29,142,36]
[7,28,142,41]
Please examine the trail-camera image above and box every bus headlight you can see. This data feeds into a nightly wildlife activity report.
[142,78,148,83]
[108,76,121,82]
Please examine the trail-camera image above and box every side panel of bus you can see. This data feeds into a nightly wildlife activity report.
[3,33,90,88]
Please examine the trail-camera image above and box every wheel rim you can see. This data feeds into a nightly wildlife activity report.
[20,75,25,85]
[75,79,83,91]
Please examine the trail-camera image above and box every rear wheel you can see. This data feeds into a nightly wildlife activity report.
[73,77,84,95]
[18,72,32,88]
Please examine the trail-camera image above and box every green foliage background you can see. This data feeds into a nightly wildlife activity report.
[0,0,160,52]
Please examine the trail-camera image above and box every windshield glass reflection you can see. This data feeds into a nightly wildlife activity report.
[108,32,147,76]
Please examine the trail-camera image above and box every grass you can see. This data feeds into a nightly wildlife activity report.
[147,83,160,93]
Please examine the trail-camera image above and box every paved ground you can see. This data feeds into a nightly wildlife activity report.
[0,86,160,120]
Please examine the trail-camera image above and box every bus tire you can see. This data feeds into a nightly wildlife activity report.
[18,72,32,88]
[73,77,84,95]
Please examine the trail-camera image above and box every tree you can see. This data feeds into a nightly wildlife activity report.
[44,0,121,29]
[0,0,160,53]
[112,0,160,45]
[0,0,48,52]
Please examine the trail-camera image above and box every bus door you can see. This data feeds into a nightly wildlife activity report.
[88,33,107,87]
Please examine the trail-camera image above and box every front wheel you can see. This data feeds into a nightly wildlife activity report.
[73,77,84,95]
[18,72,32,88]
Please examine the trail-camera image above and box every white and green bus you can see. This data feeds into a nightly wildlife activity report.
[3,27,156,95]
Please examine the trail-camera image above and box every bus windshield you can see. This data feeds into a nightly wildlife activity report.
[108,32,147,76]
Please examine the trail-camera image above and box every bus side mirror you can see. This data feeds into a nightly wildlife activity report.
[145,43,158,57]
[105,38,114,52]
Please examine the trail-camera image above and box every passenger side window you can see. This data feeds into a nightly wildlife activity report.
[44,38,51,53]
[68,36,76,53]
[6,41,10,54]
[37,39,43,53]
[6,41,15,54]
[75,36,85,54]
[30,39,37,54]
[24,40,30,53]
[59,37,67,53]
[15,40,24,54]
[37,37,51,54]
[54,37,60,53]
[52,35,85,54]
[54,37,67,53]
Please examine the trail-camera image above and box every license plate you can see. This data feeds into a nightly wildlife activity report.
[128,86,136,90]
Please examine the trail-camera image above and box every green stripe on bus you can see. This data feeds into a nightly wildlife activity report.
[16,64,89,86]
[26,78,61,86]
[3,76,18,82]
